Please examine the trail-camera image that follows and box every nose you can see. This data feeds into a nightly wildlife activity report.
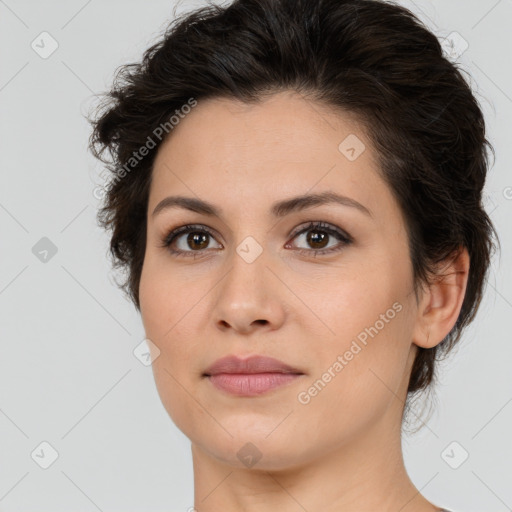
[212,246,286,335]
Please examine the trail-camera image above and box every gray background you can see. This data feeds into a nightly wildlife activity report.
[0,0,511,510]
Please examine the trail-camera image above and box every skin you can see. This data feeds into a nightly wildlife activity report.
[139,90,470,512]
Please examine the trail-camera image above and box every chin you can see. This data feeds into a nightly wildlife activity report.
[189,422,322,472]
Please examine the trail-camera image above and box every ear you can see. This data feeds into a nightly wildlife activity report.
[412,247,470,349]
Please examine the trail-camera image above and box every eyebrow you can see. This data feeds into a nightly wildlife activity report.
[152,191,373,219]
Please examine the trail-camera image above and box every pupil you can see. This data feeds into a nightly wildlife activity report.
[188,232,208,250]
[307,230,328,248]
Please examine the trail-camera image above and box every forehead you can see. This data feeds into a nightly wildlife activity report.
[150,91,397,225]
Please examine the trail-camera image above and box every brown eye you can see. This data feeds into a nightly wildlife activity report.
[305,229,329,249]
[185,232,210,250]
[161,224,222,257]
[289,221,352,256]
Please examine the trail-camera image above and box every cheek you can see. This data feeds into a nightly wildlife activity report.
[295,303,413,448]
[139,254,202,342]
[299,261,413,413]
[139,255,207,398]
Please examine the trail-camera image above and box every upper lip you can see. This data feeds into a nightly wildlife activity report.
[203,355,304,376]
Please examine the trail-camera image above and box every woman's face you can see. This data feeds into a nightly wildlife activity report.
[139,90,422,470]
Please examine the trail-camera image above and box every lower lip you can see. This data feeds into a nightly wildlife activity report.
[205,372,302,396]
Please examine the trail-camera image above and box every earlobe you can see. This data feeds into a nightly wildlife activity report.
[412,247,470,349]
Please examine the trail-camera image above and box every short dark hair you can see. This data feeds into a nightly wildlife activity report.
[88,0,499,399]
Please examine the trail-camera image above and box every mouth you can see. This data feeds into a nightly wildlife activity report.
[202,354,304,396]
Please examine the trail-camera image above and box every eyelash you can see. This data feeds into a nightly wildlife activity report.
[159,221,353,259]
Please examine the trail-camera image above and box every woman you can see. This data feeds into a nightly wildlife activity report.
[88,0,499,510]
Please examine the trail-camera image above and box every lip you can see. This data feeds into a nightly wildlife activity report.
[203,355,304,397]
[203,355,303,376]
